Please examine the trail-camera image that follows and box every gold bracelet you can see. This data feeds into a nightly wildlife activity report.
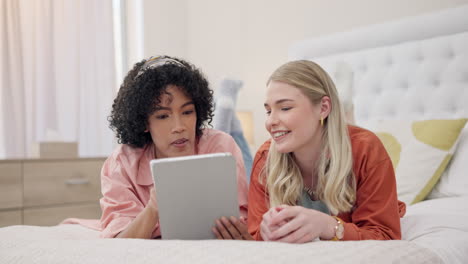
[331,216,344,241]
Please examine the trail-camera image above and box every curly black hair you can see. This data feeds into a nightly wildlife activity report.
[109,56,214,148]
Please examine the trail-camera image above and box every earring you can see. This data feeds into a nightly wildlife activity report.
[320,116,324,127]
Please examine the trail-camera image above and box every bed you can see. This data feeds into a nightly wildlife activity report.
[289,4,468,263]
[1,5,468,264]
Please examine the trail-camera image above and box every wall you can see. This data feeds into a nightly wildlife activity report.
[143,0,188,60]
[143,0,468,151]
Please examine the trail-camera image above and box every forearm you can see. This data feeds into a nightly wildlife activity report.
[344,156,403,241]
[116,206,159,239]
[341,222,400,240]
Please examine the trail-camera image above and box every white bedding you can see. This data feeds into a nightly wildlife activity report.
[3,197,466,263]
[0,224,442,264]
[5,197,468,263]
[401,196,468,264]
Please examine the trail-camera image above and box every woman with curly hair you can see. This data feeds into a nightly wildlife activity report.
[99,56,251,239]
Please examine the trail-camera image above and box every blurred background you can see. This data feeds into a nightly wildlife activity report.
[2,0,467,159]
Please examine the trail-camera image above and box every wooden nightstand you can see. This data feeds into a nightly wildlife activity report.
[0,157,106,227]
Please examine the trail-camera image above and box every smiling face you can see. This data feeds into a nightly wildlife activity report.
[146,85,197,158]
[264,81,325,155]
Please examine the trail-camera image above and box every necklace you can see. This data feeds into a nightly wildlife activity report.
[303,186,317,199]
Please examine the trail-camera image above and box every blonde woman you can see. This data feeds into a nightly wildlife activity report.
[247,60,406,242]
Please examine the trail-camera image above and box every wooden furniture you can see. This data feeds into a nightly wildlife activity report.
[0,157,105,227]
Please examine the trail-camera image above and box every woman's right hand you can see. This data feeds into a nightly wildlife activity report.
[260,206,287,241]
[116,187,159,239]
[146,188,159,218]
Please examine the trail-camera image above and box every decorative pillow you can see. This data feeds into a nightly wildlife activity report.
[373,119,467,205]
[429,124,468,198]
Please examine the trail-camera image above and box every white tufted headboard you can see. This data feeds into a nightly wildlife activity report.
[289,5,468,201]
[289,5,468,127]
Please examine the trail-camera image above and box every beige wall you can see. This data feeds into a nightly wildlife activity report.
[143,0,468,151]
[143,0,188,59]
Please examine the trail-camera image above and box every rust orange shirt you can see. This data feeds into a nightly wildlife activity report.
[247,125,406,241]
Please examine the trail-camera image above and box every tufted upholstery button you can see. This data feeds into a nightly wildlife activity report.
[360,64,367,72]
[447,49,455,59]
[374,86,381,95]
[451,104,459,113]
[387,57,393,66]
[418,105,425,115]
[401,81,408,90]
[387,107,397,117]
[415,54,424,62]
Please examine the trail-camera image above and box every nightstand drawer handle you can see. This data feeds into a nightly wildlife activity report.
[65,178,90,185]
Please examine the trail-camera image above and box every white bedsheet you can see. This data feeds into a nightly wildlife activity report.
[3,197,466,263]
[0,224,442,264]
[402,196,468,264]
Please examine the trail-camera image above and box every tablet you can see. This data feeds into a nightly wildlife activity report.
[150,152,239,239]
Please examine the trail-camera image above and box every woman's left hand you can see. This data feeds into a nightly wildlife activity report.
[213,216,254,240]
[267,205,334,243]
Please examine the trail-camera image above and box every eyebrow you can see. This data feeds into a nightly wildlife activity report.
[264,99,294,107]
[155,101,194,111]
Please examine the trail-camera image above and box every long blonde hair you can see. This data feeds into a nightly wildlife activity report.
[265,60,355,215]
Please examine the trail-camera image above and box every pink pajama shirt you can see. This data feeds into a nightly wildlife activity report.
[99,129,248,238]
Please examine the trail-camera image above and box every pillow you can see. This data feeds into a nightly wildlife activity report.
[373,119,467,205]
[429,124,468,198]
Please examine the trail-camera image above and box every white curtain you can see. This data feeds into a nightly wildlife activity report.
[0,0,116,158]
